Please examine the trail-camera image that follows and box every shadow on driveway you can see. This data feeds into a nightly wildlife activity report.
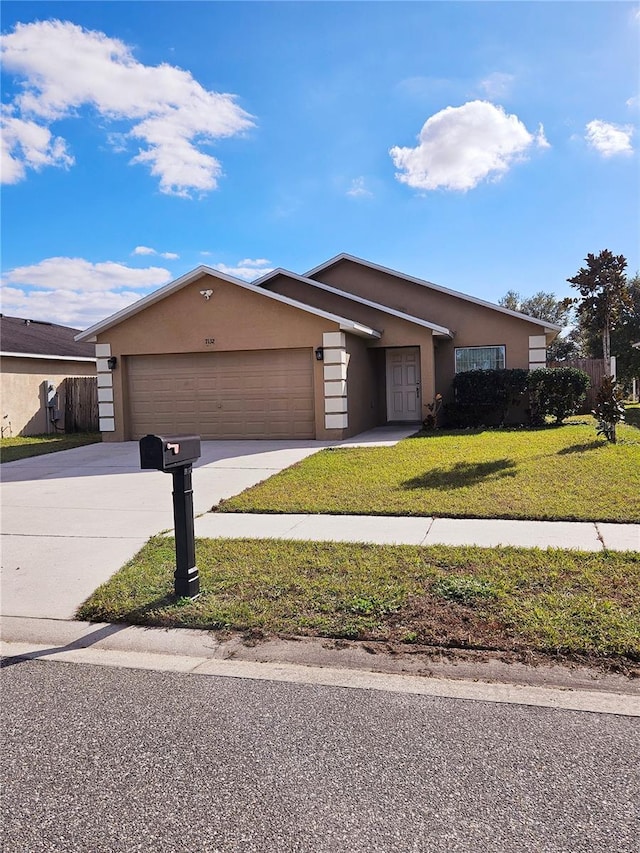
[0,439,336,483]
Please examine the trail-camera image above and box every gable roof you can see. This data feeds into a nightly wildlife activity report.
[75,266,381,342]
[0,315,95,360]
[305,253,563,333]
[256,269,453,337]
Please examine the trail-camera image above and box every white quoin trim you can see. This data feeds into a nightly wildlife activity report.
[96,343,115,431]
[324,397,348,414]
[322,331,348,430]
[322,331,346,348]
[324,363,348,382]
[323,348,347,365]
[325,413,349,429]
[528,334,547,371]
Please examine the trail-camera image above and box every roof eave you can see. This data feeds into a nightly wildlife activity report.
[341,322,381,339]
[305,253,563,333]
[1,351,96,362]
[75,265,380,342]
[259,268,453,338]
[75,265,216,341]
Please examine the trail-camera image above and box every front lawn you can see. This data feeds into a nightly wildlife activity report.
[0,432,102,463]
[218,420,640,523]
[77,537,640,666]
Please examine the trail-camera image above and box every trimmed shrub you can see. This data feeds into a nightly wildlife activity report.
[449,369,529,427]
[527,367,590,425]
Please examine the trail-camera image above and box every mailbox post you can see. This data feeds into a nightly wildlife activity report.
[139,434,201,599]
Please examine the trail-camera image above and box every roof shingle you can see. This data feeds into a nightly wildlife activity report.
[0,315,95,358]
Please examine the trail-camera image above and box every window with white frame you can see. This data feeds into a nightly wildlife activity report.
[455,345,506,373]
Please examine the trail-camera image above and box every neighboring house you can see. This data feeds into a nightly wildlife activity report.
[76,253,561,442]
[1,315,97,436]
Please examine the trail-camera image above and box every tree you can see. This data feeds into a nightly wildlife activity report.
[567,250,632,376]
[609,273,640,392]
[498,290,576,361]
[499,290,574,326]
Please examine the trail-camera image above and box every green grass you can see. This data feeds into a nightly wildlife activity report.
[219,419,640,523]
[77,537,640,665]
[0,432,101,463]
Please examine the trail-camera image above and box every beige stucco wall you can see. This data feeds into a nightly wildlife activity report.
[94,273,345,441]
[265,274,437,420]
[0,356,96,436]
[312,260,546,399]
[344,335,379,436]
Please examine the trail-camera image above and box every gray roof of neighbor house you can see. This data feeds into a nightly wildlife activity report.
[0,315,96,359]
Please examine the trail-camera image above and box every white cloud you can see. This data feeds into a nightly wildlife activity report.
[132,246,179,259]
[389,100,549,192]
[0,19,254,195]
[212,258,274,281]
[535,124,551,149]
[478,72,515,100]
[626,95,639,110]
[346,177,373,198]
[585,120,634,157]
[1,114,74,183]
[1,256,171,327]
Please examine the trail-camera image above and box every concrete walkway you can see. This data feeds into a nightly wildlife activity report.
[193,512,640,551]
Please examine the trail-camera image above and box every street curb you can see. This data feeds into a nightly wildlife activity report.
[2,616,639,717]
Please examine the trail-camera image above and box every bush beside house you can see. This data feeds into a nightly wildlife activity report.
[443,367,590,428]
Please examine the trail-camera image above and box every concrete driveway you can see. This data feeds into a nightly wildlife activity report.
[0,439,335,620]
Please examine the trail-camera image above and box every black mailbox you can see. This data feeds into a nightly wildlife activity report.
[139,434,201,471]
[139,433,202,599]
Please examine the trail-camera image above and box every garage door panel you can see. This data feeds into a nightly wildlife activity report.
[127,349,314,440]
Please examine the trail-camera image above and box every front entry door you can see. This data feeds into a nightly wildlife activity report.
[386,347,421,421]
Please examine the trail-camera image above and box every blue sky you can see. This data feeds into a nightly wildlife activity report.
[2,1,639,329]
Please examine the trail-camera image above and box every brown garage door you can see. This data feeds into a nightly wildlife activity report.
[126,349,315,439]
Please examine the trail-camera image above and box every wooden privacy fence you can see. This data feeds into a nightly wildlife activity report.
[547,358,608,413]
[61,376,99,432]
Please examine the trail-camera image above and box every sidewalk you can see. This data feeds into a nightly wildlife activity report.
[193,512,639,551]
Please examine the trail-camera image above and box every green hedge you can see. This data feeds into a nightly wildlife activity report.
[448,369,529,427]
[528,367,590,425]
[445,367,590,428]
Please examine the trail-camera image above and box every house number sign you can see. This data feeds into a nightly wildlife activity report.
[205,338,215,345]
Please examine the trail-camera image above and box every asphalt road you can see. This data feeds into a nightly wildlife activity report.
[2,659,638,853]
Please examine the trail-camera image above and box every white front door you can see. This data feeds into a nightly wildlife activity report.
[386,347,421,422]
